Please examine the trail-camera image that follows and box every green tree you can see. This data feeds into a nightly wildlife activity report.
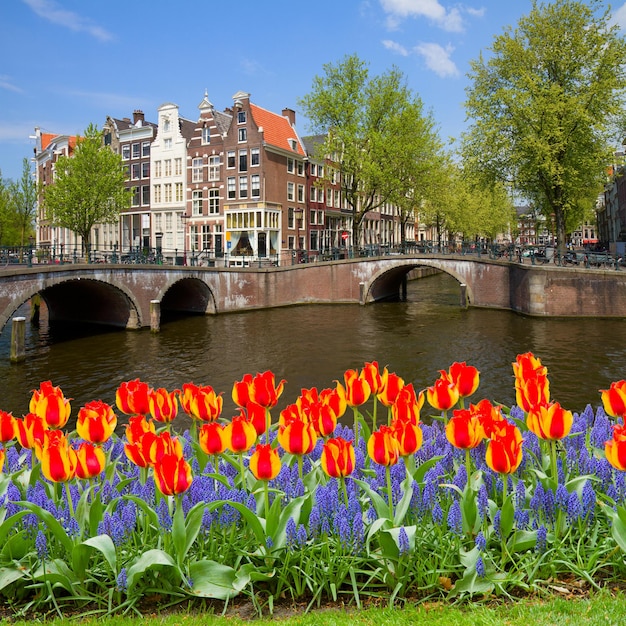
[462,0,626,255]
[14,157,38,249]
[43,123,129,259]
[0,172,16,246]
[299,54,445,250]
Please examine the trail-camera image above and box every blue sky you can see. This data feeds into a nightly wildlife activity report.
[1,0,626,182]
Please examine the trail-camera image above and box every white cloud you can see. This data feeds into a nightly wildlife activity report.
[612,2,626,30]
[414,42,460,77]
[22,0,113,42]
[382,39,410,56]
[0,76,23,94]
[380,0,467,32]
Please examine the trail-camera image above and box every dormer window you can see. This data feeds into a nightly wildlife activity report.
[289,139,298,151]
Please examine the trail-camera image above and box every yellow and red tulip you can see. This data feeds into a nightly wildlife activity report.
[179,383,223,422]
[232,373,254,408]
[392,415,423,457]
[445,409,485,449]
[149,387,179,423]
[485,421,523,474]
[224,411,258,453]
[526,401,573,440]
[249,370,286,409]
[16,412,47,450]
[600,380,626,420]
[426,376,460,412]
[362,361,384,396]
[377,369,405,407]
[116,379,151,416]
[277,414,317,456]
[320,385,347,420]
[153,453,193,496]
[367,425,400,466]
[321,437,355,478]
[75,442,106,479]
[342,369,372,407]
[606,424,626,470]
[76,400,117,444]
[125,414,156,445]
[198,421,227,456]
[29,381,71,429]
[38,430,77,483]
[446,361,480,398]
[146,431,183,465]
[391,384,424,424]
[515,372,550,413]
[249,443,281,481]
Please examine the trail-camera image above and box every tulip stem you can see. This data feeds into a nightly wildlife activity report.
[297,454,303,482]
[64,481,75,523]
[340,476,348,507]
[372,398,377,431]
[465,448,472,489]
[353,407,359,441]
[238,452,246,488]
[550,439,558,487]
[265,408,271,444]
[263,480,270,518]
[386,465,394,521]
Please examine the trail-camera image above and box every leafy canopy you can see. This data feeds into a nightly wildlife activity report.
[43,123,129,255]
[299,54,445,248]
[462,0,626,253]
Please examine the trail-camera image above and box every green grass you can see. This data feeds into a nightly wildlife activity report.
[6,591,626,626]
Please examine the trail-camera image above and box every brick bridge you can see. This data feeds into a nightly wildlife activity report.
[1,255,625,335]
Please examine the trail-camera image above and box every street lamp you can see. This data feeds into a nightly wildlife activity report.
[180,213,189,266]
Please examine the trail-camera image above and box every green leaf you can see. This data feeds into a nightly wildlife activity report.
[187,560,250,599]
[354,478,390,520]
[0,566,27,593]
[507,530,538,554]
[499,494,515,539]
[16,501,74,555]
[126,549,178,590]
[393,475,414,526]
[32,558,80,594]
[72,534,117,580]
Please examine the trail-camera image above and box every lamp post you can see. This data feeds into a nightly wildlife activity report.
[180,213,189,266]
[295,208,304,263]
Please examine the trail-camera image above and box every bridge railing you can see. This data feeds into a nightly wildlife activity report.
[2,242,622,271]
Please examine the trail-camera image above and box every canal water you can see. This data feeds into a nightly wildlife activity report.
[0,272,625,423]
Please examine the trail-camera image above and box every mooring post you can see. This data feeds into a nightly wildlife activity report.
[460,283,468,308]
[150,300,161,332]
[10,316,26,363]
[359,282,365,305]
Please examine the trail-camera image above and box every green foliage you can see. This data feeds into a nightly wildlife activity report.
[299,54,446,248]
[462,0,626,253]
[43,123,130,257]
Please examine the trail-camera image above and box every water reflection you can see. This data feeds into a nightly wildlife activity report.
[0,272,625,421]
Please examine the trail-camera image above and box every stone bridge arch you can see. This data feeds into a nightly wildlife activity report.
[157,276,217,318]
[362,259,475,304]
[0,274,144,334]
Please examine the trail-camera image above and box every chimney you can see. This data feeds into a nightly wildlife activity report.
[282,108,296,126]
[133,110,145,125]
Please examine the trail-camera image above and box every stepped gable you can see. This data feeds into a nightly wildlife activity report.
[249,103,305,156]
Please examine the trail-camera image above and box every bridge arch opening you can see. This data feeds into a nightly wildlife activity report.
[38,279,141,329]
[159,277,216,322]
[365,263,472,305]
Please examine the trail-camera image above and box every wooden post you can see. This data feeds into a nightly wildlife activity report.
[10,317,26,363]
[150,300,161,333]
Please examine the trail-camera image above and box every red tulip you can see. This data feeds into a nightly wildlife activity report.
[75,442,106,479]
[153,453,193,496]
[600,381,626,419]
[149,387,179,423]
[198,422,227,455]
[179,383,223,422]
[29,381,71,429]
[0,410,16,443]
[526,401,573,440]
[125,414,156,445]
[245,400,268,437]
[0,448,5,473]
[249,443,281,481]
[320,385,347,420]
[232,373,254,407]
[513,352,546,382]
[124,433,153,468]
[249,371,286,409]
[76,400,117,444]
[145,431,183,465]
[470,399,506,438]
[485,421,523,474]
[367,425,400,466]
[321,437,355,478]
[362,361,384,395]
[116,379,151,415]
[515,372,550,413]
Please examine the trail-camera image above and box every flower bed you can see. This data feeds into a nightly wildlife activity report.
[1,354,626,617]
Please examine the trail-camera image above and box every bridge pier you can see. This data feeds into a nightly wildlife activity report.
[10,317,26,363]
[150,300,160,333]
[460,283,468,308]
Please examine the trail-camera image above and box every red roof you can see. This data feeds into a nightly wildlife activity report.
[249,103,305,156]
[40,132,78,153]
